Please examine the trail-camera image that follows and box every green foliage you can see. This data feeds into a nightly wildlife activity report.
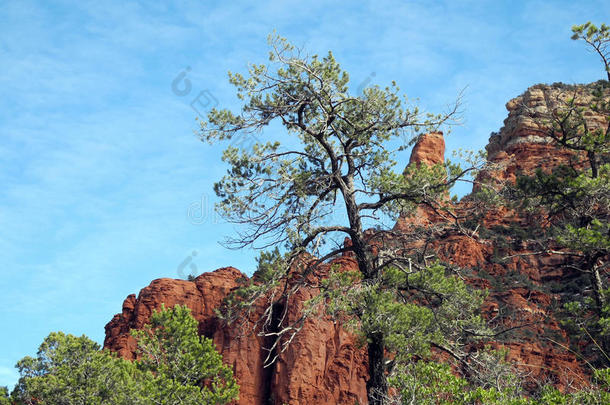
[0,387,10,405]
[390,361,470,404]
[12,306,238,405]
[516,165,610,227]
[131,304,239,405]
[390,360,529,405]
[309,262,489,367]
[534,367,610,404]
[571,22,610,80]
[12,332,138,405]
[390,361,610,405]
[515,163,610,272]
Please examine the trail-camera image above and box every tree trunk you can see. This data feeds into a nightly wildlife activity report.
[587,150,598,179]
[340,174,389,402]
[590,264,610,365]
[366,332,388,405]
[589,258,606,312]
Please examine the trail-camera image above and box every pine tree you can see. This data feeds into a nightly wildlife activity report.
[131,305,239,405]
[12,306,238,405]
[202,34,489,403]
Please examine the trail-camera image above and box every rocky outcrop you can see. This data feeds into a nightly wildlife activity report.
[409,131,445,167]
[105,264,368,405]
[486,83,608,160]
[105,83,609,403]
[104,267,244,360]
[482,82,609,185]
[394,132,448,231]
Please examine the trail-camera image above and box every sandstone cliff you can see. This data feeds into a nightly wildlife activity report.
[104,83,609,404]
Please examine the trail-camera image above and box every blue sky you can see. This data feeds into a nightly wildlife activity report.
[1,0,609,388]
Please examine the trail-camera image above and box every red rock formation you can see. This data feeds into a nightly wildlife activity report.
[105,84,609,403]
[394,132,448,231]
[408,131,445,167]
[478,83,608,188]
[104,265,368,405]
[105,267,244,360]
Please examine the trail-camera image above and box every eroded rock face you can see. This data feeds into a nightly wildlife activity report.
[104,264,368,405]
[482,83,609,185]
[486,84,608,161]
[104,267,244,360]
[105,83,609,403]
